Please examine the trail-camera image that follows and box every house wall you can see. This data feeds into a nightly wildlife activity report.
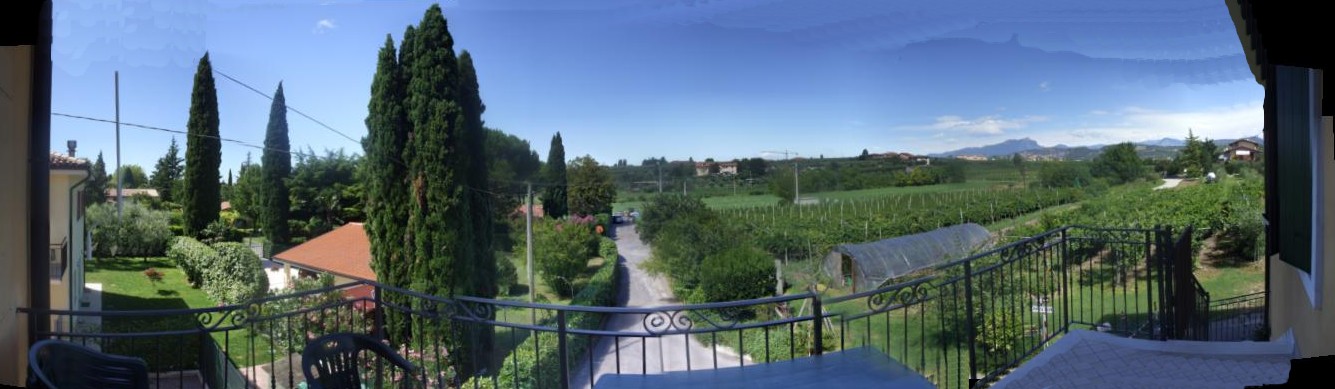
[0,45,34,387]
[1268,72,1334,358]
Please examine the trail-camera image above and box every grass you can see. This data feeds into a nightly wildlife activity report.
[85,257,275,370]
[489,250,612,372]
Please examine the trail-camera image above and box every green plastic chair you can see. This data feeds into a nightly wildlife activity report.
[302,333,421,389]
[28,339,150,389]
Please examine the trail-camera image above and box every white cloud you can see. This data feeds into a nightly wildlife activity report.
[1036,101,1263,146]
[1039,81,1050,92]
[1089,109,1110,115]
[313,19,337,34]
[925,114,1049,135]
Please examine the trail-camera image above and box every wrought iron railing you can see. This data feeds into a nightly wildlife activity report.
[20,225,1218,389]
[1209,291,1267,341]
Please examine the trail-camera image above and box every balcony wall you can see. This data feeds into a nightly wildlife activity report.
[0,44,35,387]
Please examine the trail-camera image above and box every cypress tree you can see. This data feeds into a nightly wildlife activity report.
[86,151,108,204]
[261,83,292,244]
[402,4,478,376]
[364,34,411,343]
[542,132,568,219]
[458,50,495,365]
[459,50,494,298]
[182,53,222,237]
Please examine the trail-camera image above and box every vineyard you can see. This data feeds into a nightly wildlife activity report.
[718,186,1087,261]
[1035,174,1265,262]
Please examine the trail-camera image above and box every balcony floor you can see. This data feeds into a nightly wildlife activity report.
[991,329,1293,389]
[592,347,934,388]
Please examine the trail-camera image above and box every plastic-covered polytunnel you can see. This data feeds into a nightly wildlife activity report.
[823,223,995,292]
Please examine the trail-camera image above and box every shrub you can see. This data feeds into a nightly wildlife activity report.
[143,267,164,286]
[203,242,269,304]
[88,202,173,257]
[473,252,619,389]
[594,213,612,236]
[598,237,618,262]
[696,245,775,303]
[636,194,710,244]
[518,219,597,298]
[166,236,214,287]
[199,219,243,245]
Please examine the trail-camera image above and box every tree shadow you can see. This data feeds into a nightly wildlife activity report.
[156,289,178,297]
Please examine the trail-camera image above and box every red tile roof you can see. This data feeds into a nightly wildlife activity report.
[273,223,375,281]
[50,152,90,170]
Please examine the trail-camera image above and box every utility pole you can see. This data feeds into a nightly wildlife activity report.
[657,160,663,194]
[115,71,123,219]
[526,182,535,305]
[763,150,800,205]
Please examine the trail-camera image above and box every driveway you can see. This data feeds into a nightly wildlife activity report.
[569,224,745,388]
[1154,178,1183,190]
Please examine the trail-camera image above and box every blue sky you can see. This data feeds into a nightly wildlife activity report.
[51,0,1262,175]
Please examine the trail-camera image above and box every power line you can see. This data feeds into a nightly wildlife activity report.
[52,112,319,160]
[214,69,361,145]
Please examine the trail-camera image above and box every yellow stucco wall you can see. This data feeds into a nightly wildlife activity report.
[0,45,34,387]
[1269,88,1335,358]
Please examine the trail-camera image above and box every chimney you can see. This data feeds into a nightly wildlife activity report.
[66,140,77,157]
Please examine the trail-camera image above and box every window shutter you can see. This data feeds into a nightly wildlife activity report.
[1275,65,1313,273]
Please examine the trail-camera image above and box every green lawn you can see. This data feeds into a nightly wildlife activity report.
[86,257,275,369]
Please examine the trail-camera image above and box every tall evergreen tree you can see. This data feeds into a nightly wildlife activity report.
[260,83,292,244]
[150,137,184,202]
[458,50,494,298]
[86,152,109,204]
[363,37,410,343]
[458,50,496,365]
[542,132,568,219]
[401,4,480,376]
[182,53,222,237]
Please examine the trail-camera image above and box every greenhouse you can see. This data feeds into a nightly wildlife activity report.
[823,223,995,292]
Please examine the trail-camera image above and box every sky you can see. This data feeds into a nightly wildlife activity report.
[50,0,1263,175]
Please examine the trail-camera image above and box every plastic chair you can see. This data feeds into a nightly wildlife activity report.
[302,333,421,389]
[28,339,150,389]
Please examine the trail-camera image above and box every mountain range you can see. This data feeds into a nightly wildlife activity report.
[930,135,1263,160]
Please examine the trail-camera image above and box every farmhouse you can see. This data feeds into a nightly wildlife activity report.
[1221,139,1261,161]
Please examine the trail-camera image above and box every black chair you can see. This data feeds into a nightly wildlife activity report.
[28,339,150,389]
[302,333,421,389]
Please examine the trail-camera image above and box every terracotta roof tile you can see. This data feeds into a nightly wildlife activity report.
[50,152,90,170]
[273,223,375,281]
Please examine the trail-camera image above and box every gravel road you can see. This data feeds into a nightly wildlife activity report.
[568,224,745,388]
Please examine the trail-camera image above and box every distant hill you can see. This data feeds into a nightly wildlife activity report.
[930,134,1263,161]
[930,138,1043,157]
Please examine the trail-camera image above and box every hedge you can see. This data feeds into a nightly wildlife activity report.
[598,236,617,262]
[466,238,620,389]
[204,242,270,305]
[166,236,215,288]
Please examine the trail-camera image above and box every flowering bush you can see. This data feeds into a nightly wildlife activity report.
[143,267,164,286]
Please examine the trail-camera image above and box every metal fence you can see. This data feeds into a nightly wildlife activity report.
[21,225,1230,389]
[1208,291,1267,341]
